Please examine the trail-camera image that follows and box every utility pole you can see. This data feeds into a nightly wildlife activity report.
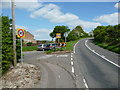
[12,0,17,66]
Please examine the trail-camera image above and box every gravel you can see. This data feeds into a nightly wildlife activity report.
[0,63,41,88]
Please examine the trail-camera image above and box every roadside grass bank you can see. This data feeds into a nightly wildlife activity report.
[23,46,37,52]
[45,38,85,54]
[93,41,120,54]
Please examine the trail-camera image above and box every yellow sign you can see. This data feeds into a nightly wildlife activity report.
[56,33,61,38]
[17,29,25,38]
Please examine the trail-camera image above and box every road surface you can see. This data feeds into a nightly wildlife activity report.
[23,51,80,88]
[74,38,119,88]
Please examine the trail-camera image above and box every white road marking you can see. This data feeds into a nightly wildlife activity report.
[71,55,73,58]
[38,55,53,59]
[74,40,80,53]
[71,61,73,65]
[85,40,120,68]
[57,55,68,57]
[71,57,73,61]
[83,78,89,88]
[72,66,75,73]
[58,75,61,78]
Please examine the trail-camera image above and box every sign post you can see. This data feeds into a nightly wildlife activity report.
[20,38,23,63]
[17,29,25,63]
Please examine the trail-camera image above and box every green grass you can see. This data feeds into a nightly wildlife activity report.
[45,38,85,54]
[94,41,120,54]
[62,40,79,51]
[22,46,37,51]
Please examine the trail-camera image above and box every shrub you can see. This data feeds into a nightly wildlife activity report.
[2,16,21,75]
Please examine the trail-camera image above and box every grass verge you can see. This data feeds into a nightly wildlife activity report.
[22,46,37,52]
[94,41,120,54]
[45,38,85,54]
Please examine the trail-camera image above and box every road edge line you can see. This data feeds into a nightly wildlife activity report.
[74,40,80,53]
[85,40,120,68]
[83,78,89,89]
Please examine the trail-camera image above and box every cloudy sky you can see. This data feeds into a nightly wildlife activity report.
[1,0,119,40]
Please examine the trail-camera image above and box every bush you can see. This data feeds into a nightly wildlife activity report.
[2,16,21,75]
[2,60,11,74]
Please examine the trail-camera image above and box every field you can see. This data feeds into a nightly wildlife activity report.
[22,46,37,52]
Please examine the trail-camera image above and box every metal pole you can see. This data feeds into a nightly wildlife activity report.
[65,36,66,43]
[21,38,23,63]
[12,0,17,66]
[58,38,59,43]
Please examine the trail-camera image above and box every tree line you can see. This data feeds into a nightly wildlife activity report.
[93,24,120,53]
[50,25,89,42]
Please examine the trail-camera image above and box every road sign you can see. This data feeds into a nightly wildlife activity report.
[58,42,66,47]
[56,33,61,38]
[17,29,25,38]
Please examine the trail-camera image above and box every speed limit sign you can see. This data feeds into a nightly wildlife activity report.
[17,29,25,38]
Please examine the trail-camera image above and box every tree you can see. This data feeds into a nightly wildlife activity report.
[2,16,13,74]
[1,16,21,74]
[67,31,79,41]
[50,26,70,42]
[66,25,88,41]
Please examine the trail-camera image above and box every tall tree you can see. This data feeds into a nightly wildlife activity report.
[50,26,70,42]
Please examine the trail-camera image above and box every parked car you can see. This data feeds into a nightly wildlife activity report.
[37,44,46,51]
[45,43,58,50]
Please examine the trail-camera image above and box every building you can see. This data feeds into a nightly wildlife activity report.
[22,31,36,44]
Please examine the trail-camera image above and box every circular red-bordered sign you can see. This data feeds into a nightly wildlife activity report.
[18,29,25,37]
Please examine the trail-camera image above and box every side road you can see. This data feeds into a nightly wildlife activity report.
[23,51,81,88]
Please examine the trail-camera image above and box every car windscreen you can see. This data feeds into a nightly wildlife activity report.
[52,44,56,46]
[38,45,42,47]
[46,44,50,47]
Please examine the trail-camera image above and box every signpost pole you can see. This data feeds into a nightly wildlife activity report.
[21,38,23,63]
[58,38,59,43]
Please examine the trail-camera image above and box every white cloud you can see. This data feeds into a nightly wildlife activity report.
[1,0,42,11]
[15,25,29,30]
[30,3,79,23]
[93,12,119,25]
[15,0,42,11]
[114,2,120,8]
[31,28,52,40]
[30,3,101,31]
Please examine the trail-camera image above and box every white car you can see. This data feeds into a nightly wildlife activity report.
[37,44,46,51]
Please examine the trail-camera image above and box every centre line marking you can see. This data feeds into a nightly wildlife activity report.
[71,61,73,65]
[72,66,75,73]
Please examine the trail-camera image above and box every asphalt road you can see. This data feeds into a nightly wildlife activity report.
[23,51,77,88]
[74,38,119,88]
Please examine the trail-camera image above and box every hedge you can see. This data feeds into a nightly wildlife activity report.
[1,16,21,75]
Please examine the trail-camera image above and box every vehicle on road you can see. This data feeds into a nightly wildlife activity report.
[45,43,58,50]
[37,44,46,51]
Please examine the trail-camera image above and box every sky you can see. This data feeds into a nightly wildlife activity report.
[1,0,120,40]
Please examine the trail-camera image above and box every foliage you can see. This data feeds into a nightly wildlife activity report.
[67,25,88,42]
[1,16,21,75]
[2,16,13,74]
[93,24,120,54]
[50,26,70,42]
[67,31,79,41]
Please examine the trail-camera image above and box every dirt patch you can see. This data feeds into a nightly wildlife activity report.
[0,63,41,88]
